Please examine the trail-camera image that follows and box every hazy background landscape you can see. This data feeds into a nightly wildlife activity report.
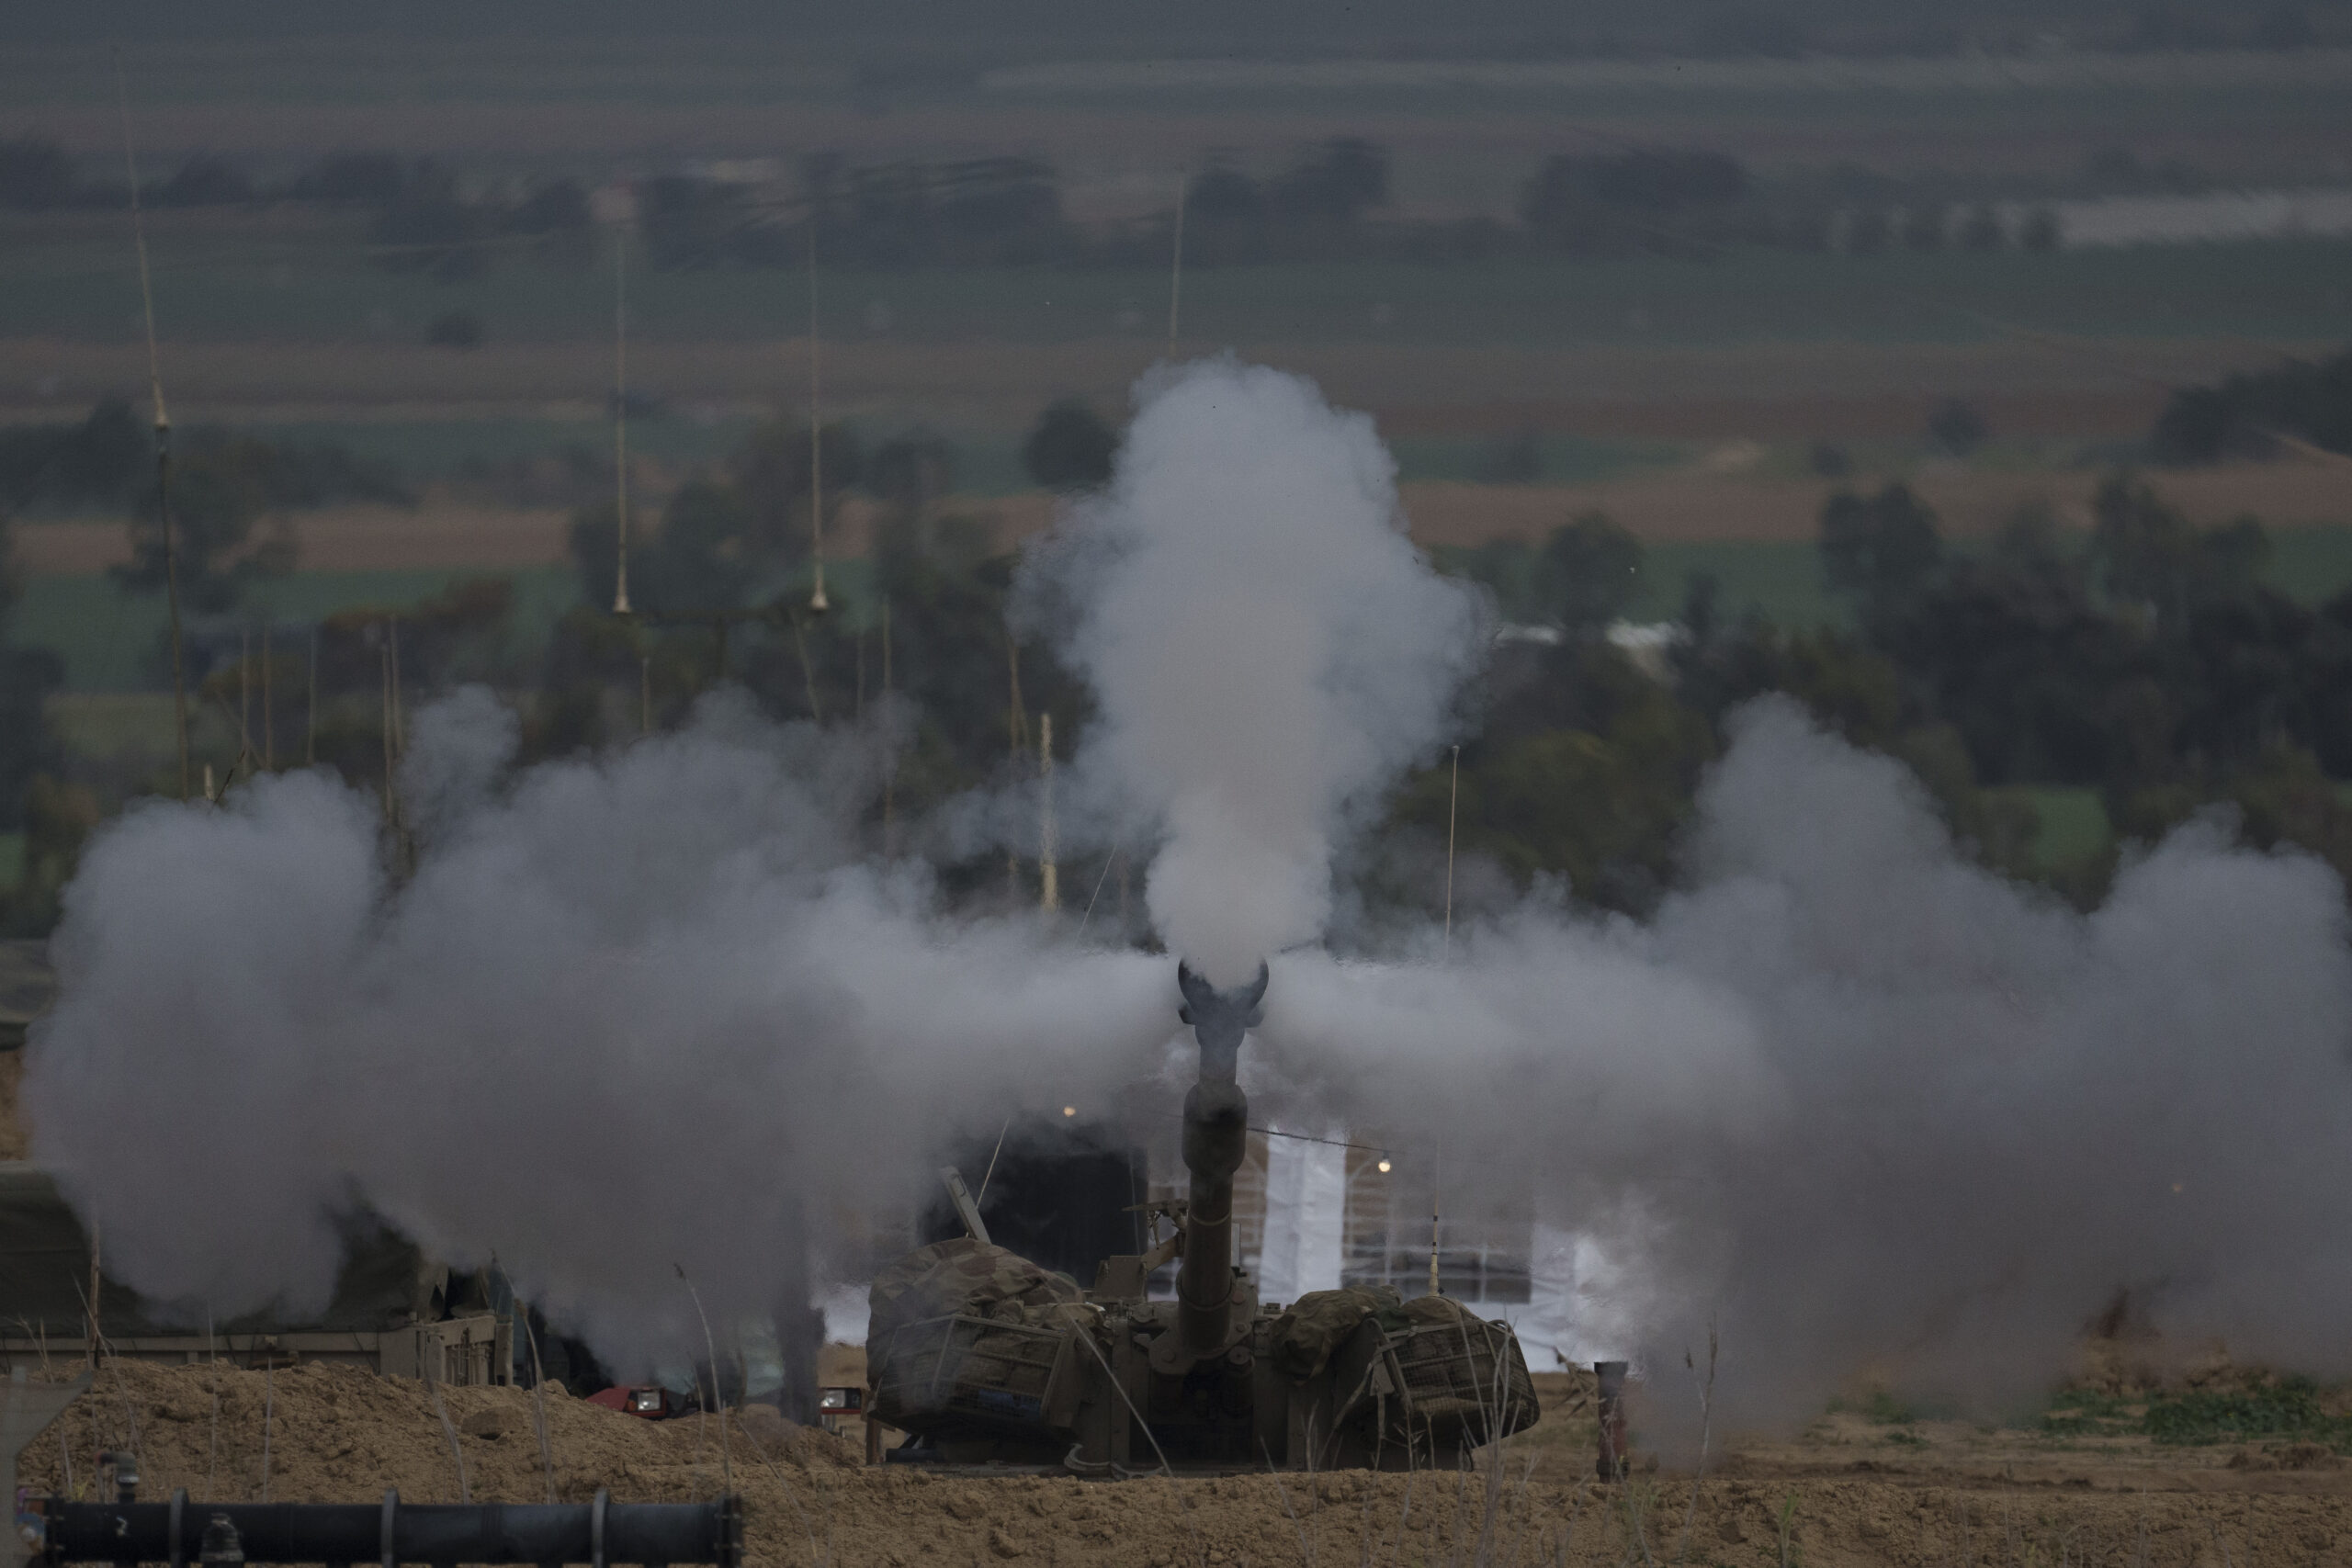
[6,0,2352,924]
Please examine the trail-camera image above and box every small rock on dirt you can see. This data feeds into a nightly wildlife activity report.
[459,1409,514,1439]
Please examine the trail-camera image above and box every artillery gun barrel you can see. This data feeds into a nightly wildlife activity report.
[1173,960,1268,1358]
[1178,1074,1248,1353]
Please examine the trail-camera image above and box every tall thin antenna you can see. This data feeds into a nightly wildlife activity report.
[1429,1146,1442,1298]
[305,625,318,767]
[611,227,632,615]
[1443,743,1461,956]
[1006,631,1027,900]
[1167,171,1186,355]
[1039,712,1059,913]
[85,1223,103,1369]
[388,615,405,758]
[806,222,830,613]
[879,594,894,856]
[117,51,188,800]
[379,634,396,821]
[261,621,274,771]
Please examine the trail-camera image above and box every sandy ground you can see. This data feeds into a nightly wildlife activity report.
[13,457,2347,581]
[11,1358,2352,1568]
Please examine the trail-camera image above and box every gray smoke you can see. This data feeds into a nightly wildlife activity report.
[1254,698,2352,1424]
[24,357,2352,1427]
[27,694,1175,1370]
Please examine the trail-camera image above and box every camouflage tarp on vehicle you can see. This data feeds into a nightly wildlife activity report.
[1268,1284,1407,1382]
[1383,1294,1539,1444]
[866,1239,1087,1436]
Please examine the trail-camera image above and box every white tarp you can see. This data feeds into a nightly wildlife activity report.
[1253,1131,1347,1308]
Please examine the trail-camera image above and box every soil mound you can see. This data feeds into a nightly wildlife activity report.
[17,1359,2352,1567]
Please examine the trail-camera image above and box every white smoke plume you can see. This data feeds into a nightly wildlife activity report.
[1255,698,2352,1424]
[22,357,2352,1431]
[1022,356,1484,983]
[27,694,1174,1369]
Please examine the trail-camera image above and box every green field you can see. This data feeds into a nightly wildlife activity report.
[6,219,2350,351]
[17,521,2352,693]
[13,566,584,692]
[2018,785,2113,865]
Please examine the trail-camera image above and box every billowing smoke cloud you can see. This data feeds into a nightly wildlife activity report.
[1255,698,2352,1424]
[1022,357,1483,983]
[24,357,2352,1430]
[28,694,1175,1368]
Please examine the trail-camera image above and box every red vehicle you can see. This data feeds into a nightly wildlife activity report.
[586,1384,688,1420]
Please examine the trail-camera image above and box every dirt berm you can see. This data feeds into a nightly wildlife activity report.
[16,1360,2352,1567]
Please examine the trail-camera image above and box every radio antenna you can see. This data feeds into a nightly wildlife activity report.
[611,226,632,615]
[805,220,830,614]
[1168,171,1186,355]
[116,50,189,799]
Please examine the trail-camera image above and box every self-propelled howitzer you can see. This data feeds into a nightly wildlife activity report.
[865,960,1540,1474]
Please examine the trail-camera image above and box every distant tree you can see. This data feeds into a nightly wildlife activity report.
[115,438,297,614]
[1537,512,1644,637]
[2150,347,2352,465]
[1927,399,1989,457]
[1807,442,1852,479]
[511,176,596,265]
[152,154,253,207]
[926,157,1067,265]
[2086,146,2145,186]
[1956,204,2006,252]
[1268,138,1391,225]
[0,395,145,513]
[1184,162,1271,265]
[110,432,395,615]
[867,427,959,523]
[425,310,486,349]
[729,418,864,569]
[284,151,407,205]
[2018,208,2062,253]
[1521,147,1748,254]
[1845,207,1892,255]
[1821,483,1942,611]
[0,137,75,211]
[1021,399,1117,491]
[372,162,488,279]
[2089,473,2267,623]
[512,177,592,234]
[1900,205,1947,252]
[1779,207,1833,253]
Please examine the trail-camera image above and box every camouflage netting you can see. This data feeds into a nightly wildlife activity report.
[1269,1284,1408,1382]
[865,1240,1087,1435]
[1385,1294,1540,1443]
[867,1239,1081,1339]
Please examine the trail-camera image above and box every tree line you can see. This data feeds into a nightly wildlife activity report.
[7,368,2351,935]
[0,133,2073,275]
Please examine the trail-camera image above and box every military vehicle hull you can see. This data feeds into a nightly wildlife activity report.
[865,961,1538,1474]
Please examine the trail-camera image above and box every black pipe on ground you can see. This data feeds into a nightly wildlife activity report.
[26,1489,740,1568]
